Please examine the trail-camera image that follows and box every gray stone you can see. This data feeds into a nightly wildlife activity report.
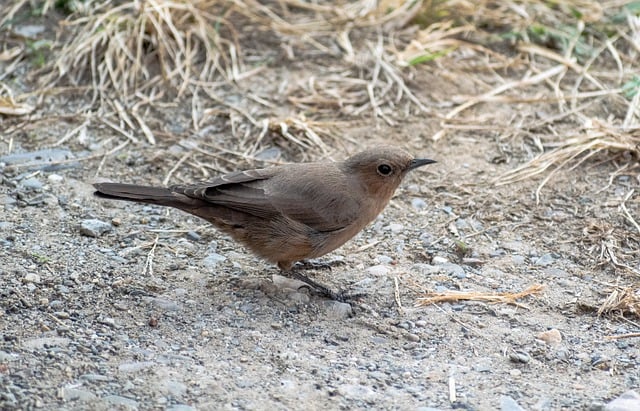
[203,252,226,267]
[163,380,187,397]
[323,301,353,319]
[438,263,465,278]
[386,223,404,233]
[411,198,427,210]
[605,390,640,411]
[23,273,41,283]
[21,177,43,190]
[501,395,526,411]
[375,255,393,264]
[79,219,113,238]
[118,361,154,373]
[63,387,97,402]
[336,383,379,402]
[167,406,197,411]
[534,253,554,266]
[14,25,45,38]
[143,297,181,311]
[255,147,282,161]
[103,395,139,409]
[48,174,64,184]
[366,265,389,276]
[0,148,74,166]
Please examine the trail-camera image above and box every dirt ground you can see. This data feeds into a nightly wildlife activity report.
[1,2,639,411]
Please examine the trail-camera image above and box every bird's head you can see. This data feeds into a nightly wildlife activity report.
[342,146,436,200]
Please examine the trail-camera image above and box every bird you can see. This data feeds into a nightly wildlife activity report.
[93,146,436,300]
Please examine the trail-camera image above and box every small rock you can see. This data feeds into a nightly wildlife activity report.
[143,297,181,311]
[62,387,96,402]
[163,380,187,397]
[167,405,197,411]
[386,223,404,233]
[501,395,525,411]
[375,255,393,264]
[54,311,70,319]
[103,395,139,409]
[14,25,46,38]
[48,174,64,184]
[255,147,282,161]
[323,301,353,319]
[411,198,427,210]
[438,263,466,279]
[511,255,526,265]
[79,219,113,237]
[536,329,562,345]
[186,231,201,241]
[118,361,154,373]
[605,390,640,411]
[21,177,43,190]
[432,256,448,264]
[405,333,420,342]
[336,383,379,402]
[544,268,568,277]
[509,352,531,364]
[366,265,389,276]
[23,273,41,283]
[533,253,554,266]
[203,252,226,267]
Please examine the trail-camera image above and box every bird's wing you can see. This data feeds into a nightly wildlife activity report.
[170,169,280,219]
[171,167,361,232]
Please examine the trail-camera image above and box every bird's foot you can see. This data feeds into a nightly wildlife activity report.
[294,258,347,272]
[287,271,365,303]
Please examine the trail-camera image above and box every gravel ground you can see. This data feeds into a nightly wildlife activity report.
[1,132,638,410]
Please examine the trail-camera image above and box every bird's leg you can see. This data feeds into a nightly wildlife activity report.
[284,269,365,303]
[294,259,347,271]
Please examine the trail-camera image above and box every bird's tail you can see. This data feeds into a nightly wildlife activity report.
[93,183,180,207]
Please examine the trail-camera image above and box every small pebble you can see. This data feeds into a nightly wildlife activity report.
[103,395,139,409]
[323,301,353,319]
[432,256,448,264]
[23,273,41,283]
[21,177,43,190]
[536,329,562,345]
[509,352,531,364]
[48,174,63,184]
[533,253,554,266]
[411,198,427,210]
[366,265,389,276]
[79,219,113,238]
[375,255,393,264]
[501,395,525,411]
[203,252,226,267]
[605,390,640,411]
[186,231,201,241]
[386,223,404,233]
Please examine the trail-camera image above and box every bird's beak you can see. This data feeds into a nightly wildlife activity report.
[408,158,436,171]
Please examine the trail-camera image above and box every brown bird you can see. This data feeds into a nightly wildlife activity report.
[94,146,435,299]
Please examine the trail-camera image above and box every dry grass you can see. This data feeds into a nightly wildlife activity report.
[416,283,545,308]
[2,0,639,173]
[598,284,640,319]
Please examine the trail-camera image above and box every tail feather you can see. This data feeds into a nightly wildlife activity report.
[93,183,178,206]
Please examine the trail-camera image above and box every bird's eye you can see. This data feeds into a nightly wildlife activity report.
[377,164,393,176]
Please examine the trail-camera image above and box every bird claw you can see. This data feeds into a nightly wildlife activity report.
[287,271,364,303]
[295,259,346,272]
